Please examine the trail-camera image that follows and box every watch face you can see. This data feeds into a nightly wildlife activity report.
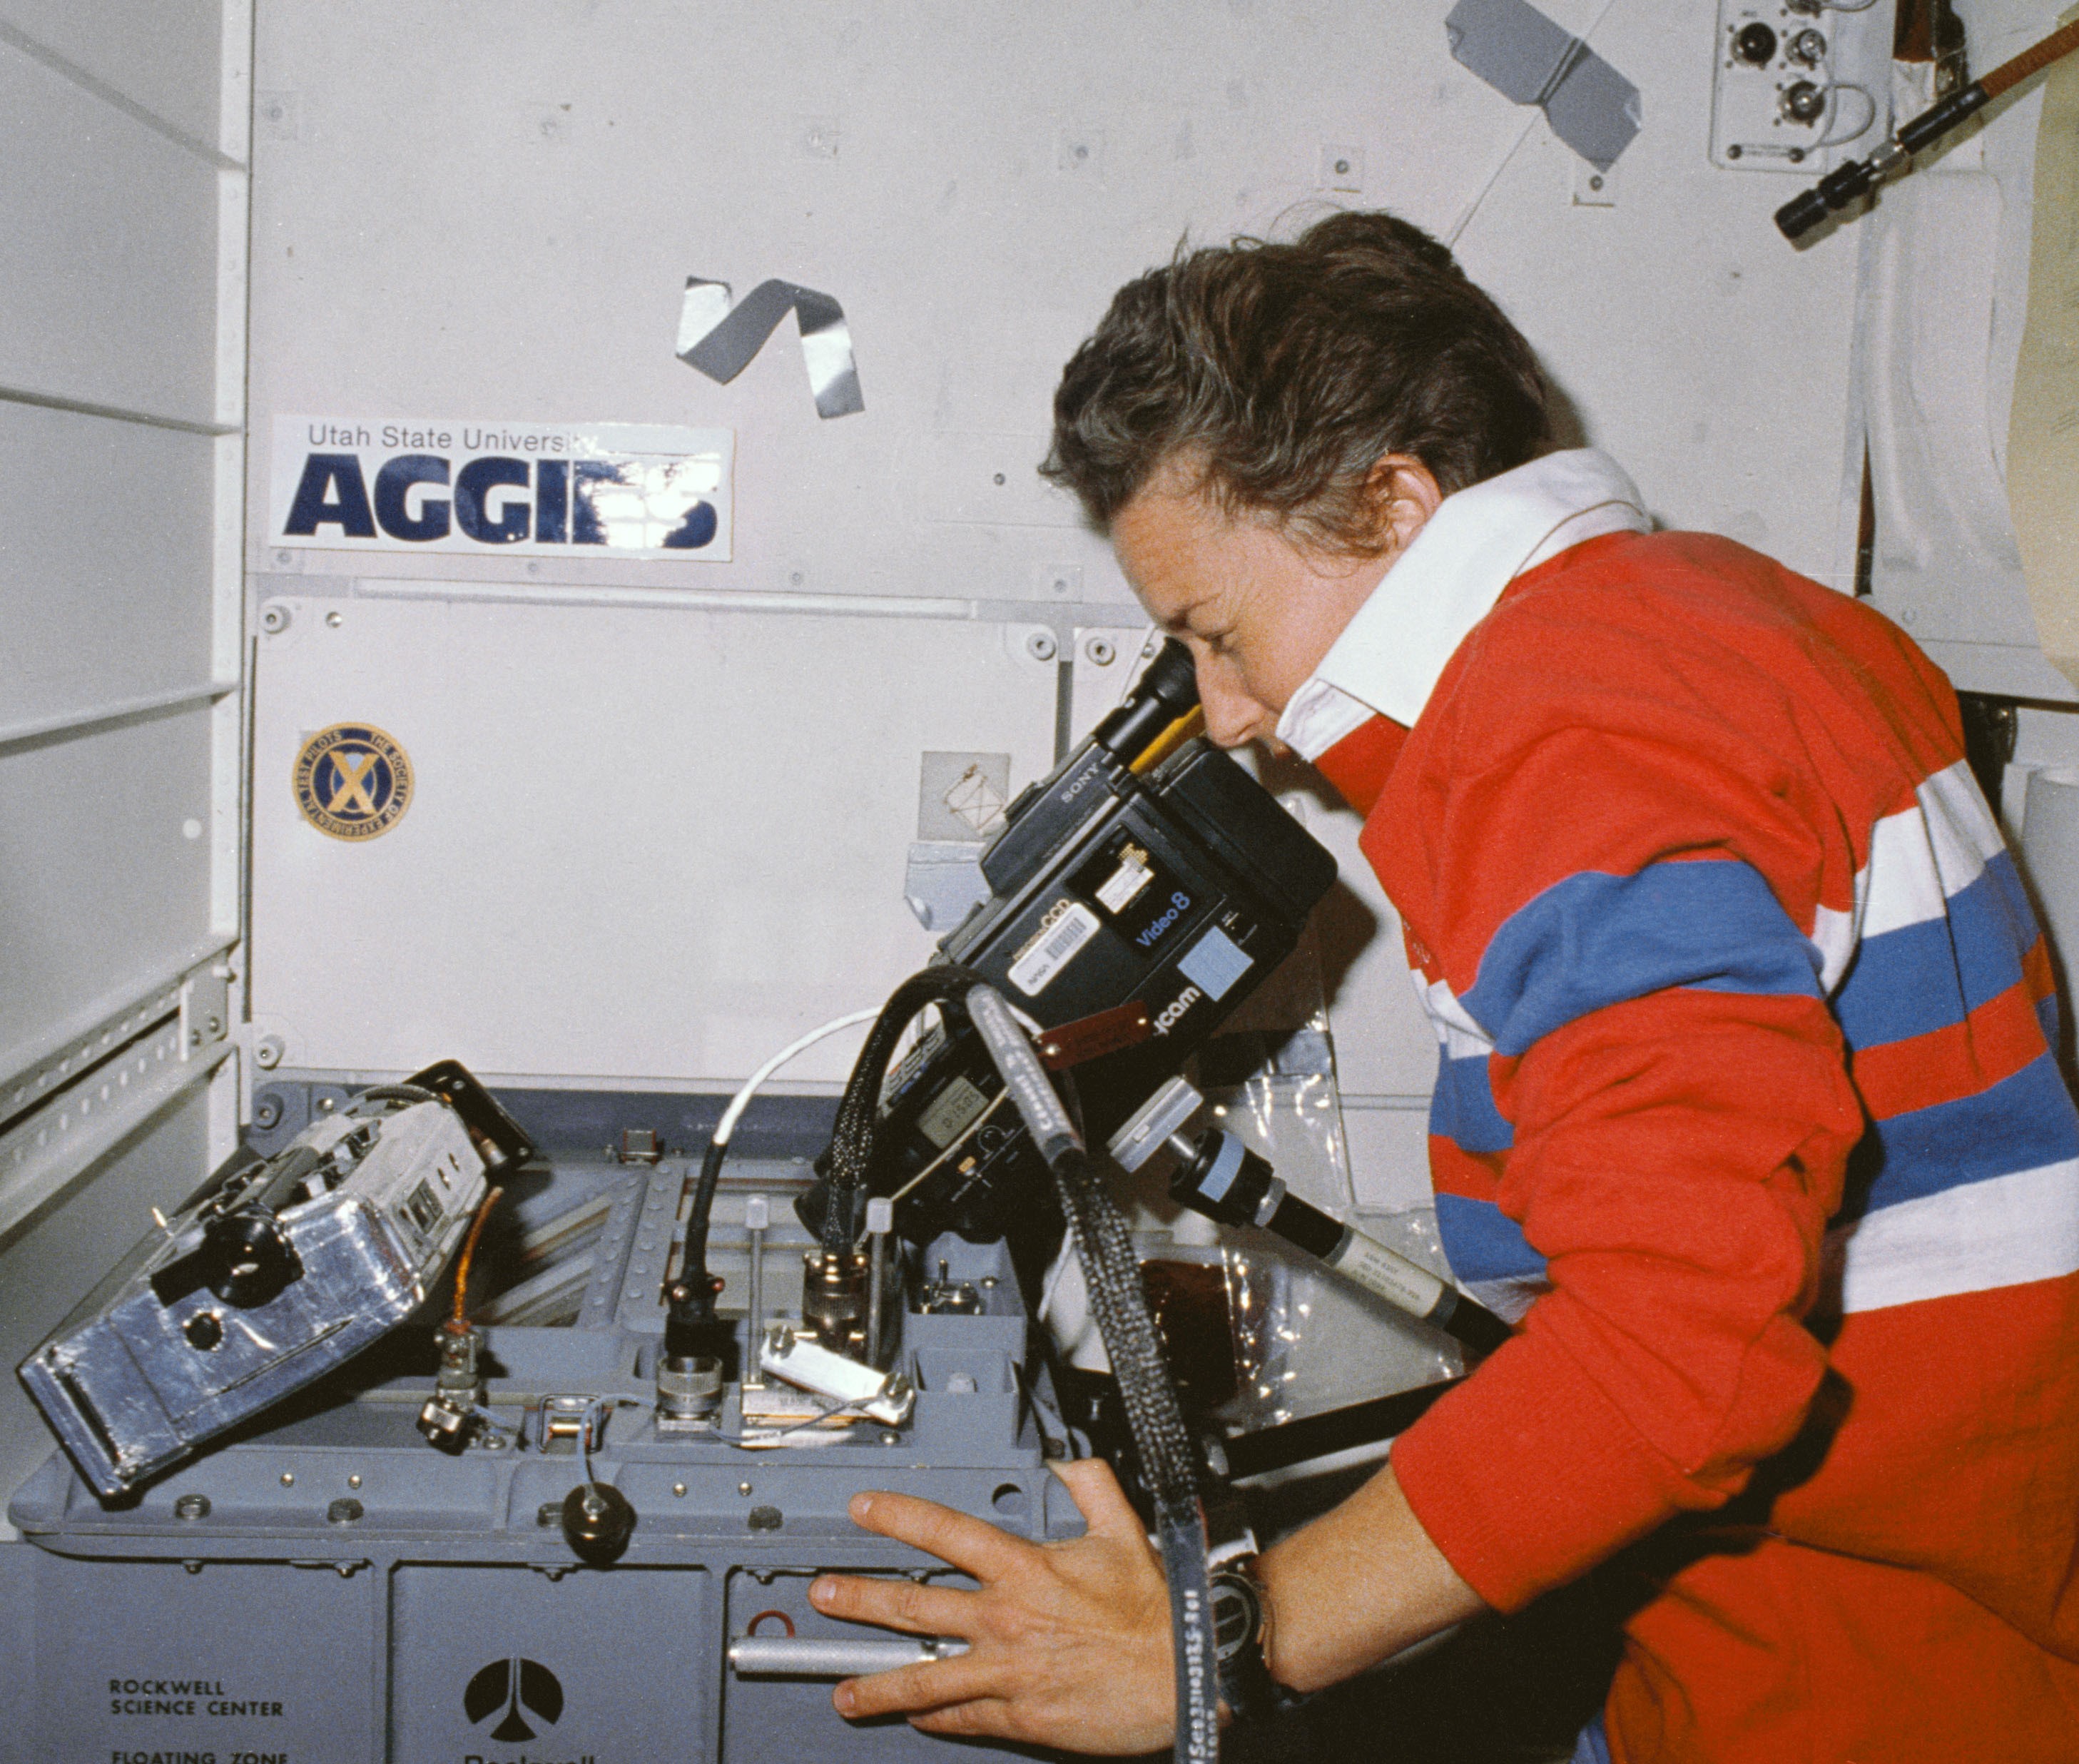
[1209,1570,1264,1661]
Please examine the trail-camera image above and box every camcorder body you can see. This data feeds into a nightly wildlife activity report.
[799,642,1339,1272]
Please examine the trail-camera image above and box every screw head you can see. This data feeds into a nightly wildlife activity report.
[672,1481,687,1497]
[748,1504,784,1532]
[347,1474,362,1489]
[325,610,343,629]
[1025,631,1059,663]
[327,1497,363,1525]
[280,1471,295,1487]
[738,1481,753,1496]
[260,604,289,634]
[1084,636,1117,666]
[173,1493,210,1521]
[253,1096,283,1130]
[255,1036,284,1070]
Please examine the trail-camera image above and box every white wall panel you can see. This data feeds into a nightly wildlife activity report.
[0,707,216,1078]
[0,405,220,736]
[247,0,1865,604]
[249,594,1058,1083]
[0,44,225,424]
[0,1,226,151]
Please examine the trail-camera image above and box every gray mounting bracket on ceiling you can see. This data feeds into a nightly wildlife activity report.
[676,276,865,418]
[1445,0,1642,172]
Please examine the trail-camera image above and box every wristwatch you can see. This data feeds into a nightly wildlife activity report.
[1207,1552,1281,1720]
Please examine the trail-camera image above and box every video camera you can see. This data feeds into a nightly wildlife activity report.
[798,640,1338,1255]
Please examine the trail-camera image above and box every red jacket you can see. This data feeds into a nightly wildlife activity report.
[1316,528,2079,1762]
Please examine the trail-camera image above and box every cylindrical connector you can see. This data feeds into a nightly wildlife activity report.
[655,1352,723,1429]
[728,1636,970,1678]
[1166,1129,1513,1357]
[803,1247,871,1354]
[417,1323,485,1452]
[744,1194,769,1385]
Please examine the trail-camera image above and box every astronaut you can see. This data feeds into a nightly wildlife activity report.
[810,211,2079,1762]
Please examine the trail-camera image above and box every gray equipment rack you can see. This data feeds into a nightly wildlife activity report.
[7,1085,1079,1764]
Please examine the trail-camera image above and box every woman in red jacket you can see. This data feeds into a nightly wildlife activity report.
[810,210,2079,1763]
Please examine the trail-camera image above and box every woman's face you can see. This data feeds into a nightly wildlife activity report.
[1109,457,1438,749]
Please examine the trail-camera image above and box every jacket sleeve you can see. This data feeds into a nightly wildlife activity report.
[1386,713,1869,1613]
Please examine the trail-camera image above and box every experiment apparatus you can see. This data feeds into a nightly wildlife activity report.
[9,1,2079,1760]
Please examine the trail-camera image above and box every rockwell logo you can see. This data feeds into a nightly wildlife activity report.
[270,417,733,561]
[463,1658,564,1745]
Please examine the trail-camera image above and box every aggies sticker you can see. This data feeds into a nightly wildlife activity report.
[293,724,412,841]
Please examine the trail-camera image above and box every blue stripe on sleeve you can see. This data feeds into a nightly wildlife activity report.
[1834,858,2031,1050]
[1461,861,1824,1058]
[1839,1050,2079,1222]
[1430,1051,1515,1155]
[1435,1193,1547,1285]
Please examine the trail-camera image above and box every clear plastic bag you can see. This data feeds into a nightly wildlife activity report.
[1201,1045,1460,1434]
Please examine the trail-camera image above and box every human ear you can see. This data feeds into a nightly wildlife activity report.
[1364,455,1443,557]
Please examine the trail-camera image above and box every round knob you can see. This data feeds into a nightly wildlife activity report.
[561,1480,636,1563]
[1733,22,1776,64]
[1781,81,1826,124]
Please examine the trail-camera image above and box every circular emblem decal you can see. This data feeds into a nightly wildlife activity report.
[293,724,412,841]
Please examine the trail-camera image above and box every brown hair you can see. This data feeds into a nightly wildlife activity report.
[1040,211,1549,555]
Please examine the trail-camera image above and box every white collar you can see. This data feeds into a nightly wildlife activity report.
[1275,448,1650,761]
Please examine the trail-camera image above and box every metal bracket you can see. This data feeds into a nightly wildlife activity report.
[178,961,232,1063]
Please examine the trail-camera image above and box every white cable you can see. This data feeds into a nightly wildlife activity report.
[715,1009,880,1149]
[1817,81,1880,148]
[1446,0,1622,248]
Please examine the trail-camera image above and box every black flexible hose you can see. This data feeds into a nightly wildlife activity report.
[671,965,989,1353]
[818,965,987,1254]
[671,1132,733,1334]
[965,985,1220,1764]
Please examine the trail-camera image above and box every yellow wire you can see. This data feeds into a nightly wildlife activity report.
[1129,706,1206,775]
